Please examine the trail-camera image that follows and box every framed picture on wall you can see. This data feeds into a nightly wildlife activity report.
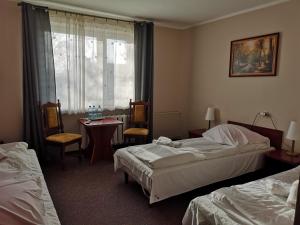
[229,33,279,77]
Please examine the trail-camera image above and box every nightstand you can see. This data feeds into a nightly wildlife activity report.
[265,149,300,174]
[188,129,207,138]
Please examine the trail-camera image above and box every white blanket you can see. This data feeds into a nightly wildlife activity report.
[183,166,300,225]
[114,137,271,204]
[126,138,269,169]
[0,142,60,225]
[127,144,206,169]
[0,170,46,225]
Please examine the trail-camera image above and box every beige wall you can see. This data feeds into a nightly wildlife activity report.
[188,0,300,147]
[153,26,192,138]
[0,0,22,142]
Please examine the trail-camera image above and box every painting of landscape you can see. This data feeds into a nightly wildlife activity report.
[229,33,279,77]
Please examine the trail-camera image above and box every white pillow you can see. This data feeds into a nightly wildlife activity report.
[202,124,270,146]
[287,180,299,206]
[0,142,28,151]
[266,178,291,197]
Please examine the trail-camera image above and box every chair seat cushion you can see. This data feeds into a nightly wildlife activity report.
[46,133,82,144]
[123,128,149,136]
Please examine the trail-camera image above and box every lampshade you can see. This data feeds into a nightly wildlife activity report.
[286,121,300,140]
[205,107,215,121]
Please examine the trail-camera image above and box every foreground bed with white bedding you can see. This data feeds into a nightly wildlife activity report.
[0,142,60,225]
[182,165,300,225]
[114,123,275,204]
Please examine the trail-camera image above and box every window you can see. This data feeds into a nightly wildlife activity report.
[50,12,135,113]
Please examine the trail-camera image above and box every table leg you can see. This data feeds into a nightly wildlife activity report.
[90,125,118,164]
[84,127,94,159]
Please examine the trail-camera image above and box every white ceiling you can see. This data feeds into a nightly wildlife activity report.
[28,0,289,29]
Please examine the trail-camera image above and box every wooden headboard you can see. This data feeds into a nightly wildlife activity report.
[228,121,283,149]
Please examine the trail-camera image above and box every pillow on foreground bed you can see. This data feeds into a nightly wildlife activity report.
[0,142,28,151]
[266,178,291,197]
[0,146,33,171]
[202,124,270,146]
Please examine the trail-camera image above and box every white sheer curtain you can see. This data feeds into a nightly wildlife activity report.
[49,11,135,114]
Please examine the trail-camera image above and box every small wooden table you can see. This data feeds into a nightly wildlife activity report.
[188,129,207,138]
[80,118,123,164]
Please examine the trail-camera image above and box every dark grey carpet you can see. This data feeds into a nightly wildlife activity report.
[43,154,268,225]
[43,157,196,225]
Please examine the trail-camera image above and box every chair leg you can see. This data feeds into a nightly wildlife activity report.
[60,146,65,170]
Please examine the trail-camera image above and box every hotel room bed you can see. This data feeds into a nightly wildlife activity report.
[114,121,283,204]
[0,142,60,225]
[182,165,300,225]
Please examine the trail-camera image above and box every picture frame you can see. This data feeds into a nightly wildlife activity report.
[229,33,279,77]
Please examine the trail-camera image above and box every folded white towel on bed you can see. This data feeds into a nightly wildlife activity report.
[265,179,291,197]
[153,136,182,148]
[287,180,299,206]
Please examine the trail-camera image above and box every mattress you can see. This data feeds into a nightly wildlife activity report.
[182,165,300,225]
[114,137,272,204]
[0,142,60,225]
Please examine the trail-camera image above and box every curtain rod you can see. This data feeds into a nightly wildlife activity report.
[18,1,150,24]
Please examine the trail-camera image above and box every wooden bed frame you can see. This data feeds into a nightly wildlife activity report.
[228,121,283,149]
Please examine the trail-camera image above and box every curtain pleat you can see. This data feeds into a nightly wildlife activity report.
[134,22,154,141]
[22,3,56,159]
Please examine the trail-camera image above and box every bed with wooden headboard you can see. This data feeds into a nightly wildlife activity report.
[228,121,283,149]
[114,120,283,204]
[183,154,300,225]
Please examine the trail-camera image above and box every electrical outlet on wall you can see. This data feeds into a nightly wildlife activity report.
[259,111,270,117]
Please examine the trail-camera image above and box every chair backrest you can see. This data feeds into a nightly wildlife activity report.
[128,99,150,128]
[40,100,64,137]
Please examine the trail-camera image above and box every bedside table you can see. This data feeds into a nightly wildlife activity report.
[265,149,300,174]
[188,129,207,138]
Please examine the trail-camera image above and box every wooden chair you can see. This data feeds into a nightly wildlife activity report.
[123,99,150,144]
[41,100,83,169]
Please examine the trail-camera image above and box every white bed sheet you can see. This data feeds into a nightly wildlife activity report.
[0,142,60,225]
[182,166,300,225]
[114,138,272,204]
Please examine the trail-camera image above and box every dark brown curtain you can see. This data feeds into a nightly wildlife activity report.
[134,22,154,141]
[21,2,56,159]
